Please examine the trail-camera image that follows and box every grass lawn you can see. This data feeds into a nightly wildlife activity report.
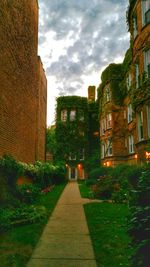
[0,183,66,267]
[84,203,133,267]
[78,180,94,198]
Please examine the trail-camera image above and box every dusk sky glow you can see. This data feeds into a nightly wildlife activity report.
[38,0,130,126]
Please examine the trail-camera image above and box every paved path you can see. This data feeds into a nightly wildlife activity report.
[27,182,97,267]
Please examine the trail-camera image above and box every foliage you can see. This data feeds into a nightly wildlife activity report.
[129,165,150,267]
[17,184,40,204]
[84,203,133,267]
[92,176,114,199]
[88,166,112,180]
[0,154,23,189]
[56,96,89,163]
[0,205,47,231]
[46,126,56,156]
[0,183,66,267]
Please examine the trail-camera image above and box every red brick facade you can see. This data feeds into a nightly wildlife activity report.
[99,0,150,166]
[0,0,47,163]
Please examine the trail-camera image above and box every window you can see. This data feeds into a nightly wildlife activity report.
[147,105,150,137]
[105,84,111,102]
[135,64,140,88]
[142,0,150,25]
[128,135,134,154]
[127,104,133,123]
[106,113,112,129]
[69,152,76,160]
[133,15,138,38]
[101,118,106,135]
[70,110,76,121]
[144,49,150,78]
[138,111,144,141]
[126,73,132,90]
[61,109,67,121]
[79,149,84,160]
[107,139,113,156]
[101,143,105,159]
[78,110,84,121]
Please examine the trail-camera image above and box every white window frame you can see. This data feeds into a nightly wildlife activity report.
[61,109,67,122]
[107,139,113,156]
[138,111,144,141]
[142,0,150,26]
[127,104,133,123]
[69,152,76,160]
[101,143,105,159]
[126,73,132,90]
[147,105,150,137]
[70,110,76,121]
[144,49,150,78]
[79,149,84,160]
[128,135,134,154]
[106,113,112,129]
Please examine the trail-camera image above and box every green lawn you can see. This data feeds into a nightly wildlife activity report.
[84,203,133,267]
[78,180,94,198]
[0,183,66,267]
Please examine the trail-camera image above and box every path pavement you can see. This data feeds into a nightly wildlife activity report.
[27,182,97,267]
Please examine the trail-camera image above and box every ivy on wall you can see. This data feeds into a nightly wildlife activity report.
[55,96,89,165]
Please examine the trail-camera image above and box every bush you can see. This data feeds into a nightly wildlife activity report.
[129,165,150,267]
[0,205,47,231]
[92,176,113,199]
[17,184,40,204]
[0,155,23,189]
[88,166,113,180]
[52,165,66,184]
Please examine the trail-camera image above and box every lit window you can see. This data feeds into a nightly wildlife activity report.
[133,14,138,38]
[127,104,133,123]
[106,113,112,129]
[70,110,76,121]
[135,64,140,88]
[126,73,132,90]
[138,111,144,141]
[147,105,150,137]
[69,152,76,160]
[79,149,84,160]
[128,135,134,154]
[142,0,150,25]
[144,49,150,78]
[61,109,67,122]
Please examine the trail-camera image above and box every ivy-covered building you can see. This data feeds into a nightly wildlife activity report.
[98,0,150,166]
[55,87,99,180]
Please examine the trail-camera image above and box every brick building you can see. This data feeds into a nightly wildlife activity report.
[55,87,99,180]
[0,0,47,163]
[99,0,150,166]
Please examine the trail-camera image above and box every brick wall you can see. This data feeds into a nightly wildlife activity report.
[0,0,47,163]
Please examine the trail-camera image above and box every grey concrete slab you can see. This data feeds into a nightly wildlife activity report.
[27,182,97,267]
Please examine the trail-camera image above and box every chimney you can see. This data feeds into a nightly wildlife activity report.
[88,86,96,102]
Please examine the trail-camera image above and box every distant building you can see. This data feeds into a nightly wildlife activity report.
[55,87,99,180]
[0,0,47,163]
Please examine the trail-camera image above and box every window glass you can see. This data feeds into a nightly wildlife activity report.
[70,110,76,121]
[61,109,67,121]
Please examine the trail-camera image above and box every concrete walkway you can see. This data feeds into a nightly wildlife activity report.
[27,182,97,267]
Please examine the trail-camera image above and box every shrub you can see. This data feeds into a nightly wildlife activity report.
[17,184,40,204]
[129,165,150,267]
[52,165,66,184]
[88,166,113,180]
[92,176,113,199]
[0,155,23,189]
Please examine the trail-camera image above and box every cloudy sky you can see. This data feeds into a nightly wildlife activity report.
[38,0,130,126]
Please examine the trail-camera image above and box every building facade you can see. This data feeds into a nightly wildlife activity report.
[99,0,150,166]
[0,0,47,163]
[55,87,99,180]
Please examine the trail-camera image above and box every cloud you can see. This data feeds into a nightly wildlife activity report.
[38,0,130,96]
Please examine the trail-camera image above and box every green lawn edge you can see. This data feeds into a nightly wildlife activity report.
[0,182,66,267]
